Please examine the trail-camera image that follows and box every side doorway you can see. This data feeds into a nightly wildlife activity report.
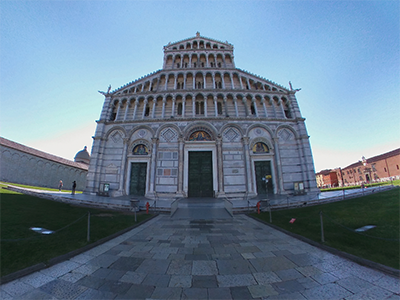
[129,162,147,196]
[254,161,273,195]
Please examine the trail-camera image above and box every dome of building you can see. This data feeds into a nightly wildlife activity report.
[74,146,90,164]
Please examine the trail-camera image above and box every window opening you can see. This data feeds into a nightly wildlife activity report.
[250,103,256,115]
[195,101,204,115]
[177,103,183,115]
[217,102,223,115]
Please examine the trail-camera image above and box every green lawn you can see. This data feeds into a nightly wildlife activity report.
[0,185,153,277]
[252,188,400,269]
[0,181,82,193]
[320,179,400,192]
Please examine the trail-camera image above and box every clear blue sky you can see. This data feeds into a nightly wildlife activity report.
[1,0,399,172]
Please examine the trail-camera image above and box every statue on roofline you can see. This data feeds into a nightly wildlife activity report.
[98,85,112,96]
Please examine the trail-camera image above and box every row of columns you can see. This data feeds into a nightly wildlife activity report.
[165,52,232,69]
[111,96,289,121]
[124,72,273,94]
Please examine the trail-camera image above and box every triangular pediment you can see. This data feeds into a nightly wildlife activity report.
[164,32,233,51]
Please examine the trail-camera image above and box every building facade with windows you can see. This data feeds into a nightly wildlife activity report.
[84,33,318,200]
[340,148,400,186]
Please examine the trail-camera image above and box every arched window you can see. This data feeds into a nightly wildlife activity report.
[250,103,256,115]
[217,102,223,115]
[177,103,183,115]
[195,101,204,115]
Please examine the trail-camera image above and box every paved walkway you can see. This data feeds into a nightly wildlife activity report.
[1,214,399,300]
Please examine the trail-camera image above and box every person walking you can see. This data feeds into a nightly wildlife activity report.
[72,181,76,195]
[58,180,63,192]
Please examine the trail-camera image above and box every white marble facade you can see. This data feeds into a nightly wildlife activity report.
[84,33,318,200]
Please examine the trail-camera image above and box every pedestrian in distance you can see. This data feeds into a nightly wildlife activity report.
[58,180,63,192]
[72,181,76,195]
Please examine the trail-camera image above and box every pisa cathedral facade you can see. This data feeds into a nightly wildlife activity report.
[85,33,318,200]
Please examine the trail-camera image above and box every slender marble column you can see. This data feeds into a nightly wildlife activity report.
[230,74,235,89]
[279,99,286,118]
[214,96,218,117]
[161,98,166,118]
[242,98,249,117]
[182,97,186,117]
[212,73,216,89]
[261,98,268,118]
[233,98,239,117]
[174,74,177,90]
[270,98,277,118]
[192,97,195,117]
[171,97,176,117]
[177,136,184,194]
[252,98,259,117]
[223,96,229,117]
[123,102,129,121]
[216,136,224,194]
[204,96,208,117]
[149,137,159,194]
[156,78,161,91]
[115,102,122,121]
[132,100,139,120]
[142,99,148,119]
[152,98,157,118]
[242,137,253,194]
[118,138,129,194]
[273,137,284,193]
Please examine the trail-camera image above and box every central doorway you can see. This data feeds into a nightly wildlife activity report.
[129,162,147,196]
[255,161,273,194]
[188,151,213,197]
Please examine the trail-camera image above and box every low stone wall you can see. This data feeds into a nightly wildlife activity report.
[0,141,88,191]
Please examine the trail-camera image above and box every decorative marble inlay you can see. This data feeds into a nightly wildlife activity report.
[111,131,123,143]
[255,128,262,136]
[224,128,239,141]
[138,129,146,138]
[278,129,293,141]
[161,128,177,142]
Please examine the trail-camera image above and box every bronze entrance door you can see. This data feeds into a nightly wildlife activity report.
[255,161,273,194]
[188,151,213,197]
[129,162,147,196]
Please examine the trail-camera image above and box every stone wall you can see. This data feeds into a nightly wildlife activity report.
[0,138,88,191]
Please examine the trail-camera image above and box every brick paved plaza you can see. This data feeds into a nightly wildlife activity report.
[1,214,399,299]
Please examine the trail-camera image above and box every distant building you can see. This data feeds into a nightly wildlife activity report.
[315,169,339,188]
[0,137,89,190]
[341,148,400,186]
[85,33,319,201]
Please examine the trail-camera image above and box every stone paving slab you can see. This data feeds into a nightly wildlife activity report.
[1,214,399,300]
